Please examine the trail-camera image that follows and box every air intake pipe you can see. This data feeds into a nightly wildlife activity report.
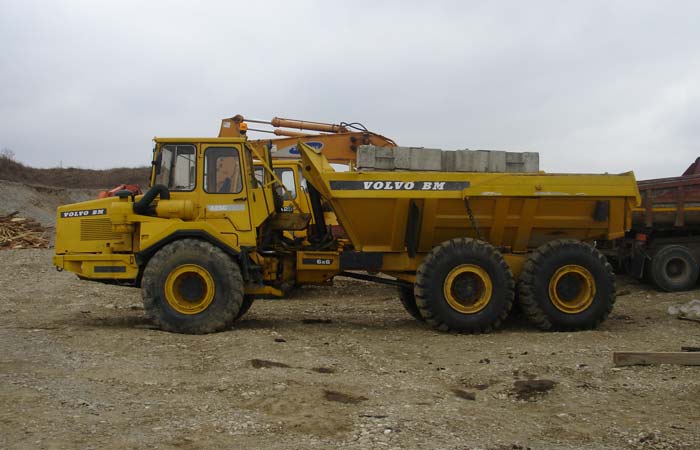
[133,184,170,215]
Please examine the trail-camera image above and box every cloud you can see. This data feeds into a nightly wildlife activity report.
[0,0,699,178]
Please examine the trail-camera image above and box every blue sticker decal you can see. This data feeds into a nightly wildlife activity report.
[288,141,324,155]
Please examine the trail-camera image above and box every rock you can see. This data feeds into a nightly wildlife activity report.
[452,389,476,400]
[667,299,700,321]
[250,359,290,369]
[323,390,367,404]
[512,379,556,400]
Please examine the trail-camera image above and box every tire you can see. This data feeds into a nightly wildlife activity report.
[415,238,514,333]
[235,295,255,321]
[518,239,615,331]
[398,285,424,321]
[141,239,244,334]
[649,245,699,292]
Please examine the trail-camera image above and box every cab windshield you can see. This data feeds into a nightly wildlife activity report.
[154,144,196,191]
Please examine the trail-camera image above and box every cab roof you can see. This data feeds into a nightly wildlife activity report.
[153,137,248,144]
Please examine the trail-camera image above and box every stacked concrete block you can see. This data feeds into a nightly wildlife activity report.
[454,150,506,172]
[357,146,443,171]
[393,147,443,171]
[505,152,539,173]
[356,145,539,173]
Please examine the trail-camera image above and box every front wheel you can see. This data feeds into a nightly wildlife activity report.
[142,239,244,334]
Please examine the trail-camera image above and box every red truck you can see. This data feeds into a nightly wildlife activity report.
[607,158,700,291]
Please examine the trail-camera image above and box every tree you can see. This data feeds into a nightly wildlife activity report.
[0,147,15,160]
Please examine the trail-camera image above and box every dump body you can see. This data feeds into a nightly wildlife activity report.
[634,173,700,229]
[301,143,640,266]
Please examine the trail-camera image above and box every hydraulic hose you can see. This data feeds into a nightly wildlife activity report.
[133,184,170,215]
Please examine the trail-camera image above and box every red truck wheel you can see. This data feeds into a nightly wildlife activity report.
[649,245,699,292]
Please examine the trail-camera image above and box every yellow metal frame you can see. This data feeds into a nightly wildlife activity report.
[53,254,139,279]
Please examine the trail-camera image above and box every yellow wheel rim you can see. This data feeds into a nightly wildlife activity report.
[443,264,493,314]
[548,265,596,314]
[164,264,215,315]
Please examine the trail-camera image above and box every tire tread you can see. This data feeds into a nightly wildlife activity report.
[415,237,514,333]
[142,239,243,334]
[517,239,615,331]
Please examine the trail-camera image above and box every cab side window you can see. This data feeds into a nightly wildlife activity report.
[204,147,243,194]
[254,166,265,185]
[274,168,296,200]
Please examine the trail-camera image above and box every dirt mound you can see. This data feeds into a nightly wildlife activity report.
[0,155,149,189]
[0,155,151,226]
[0,180,95,226]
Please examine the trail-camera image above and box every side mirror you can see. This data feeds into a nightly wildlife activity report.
[153,151,162,175]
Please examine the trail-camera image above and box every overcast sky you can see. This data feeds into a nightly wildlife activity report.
[1,0,699,179]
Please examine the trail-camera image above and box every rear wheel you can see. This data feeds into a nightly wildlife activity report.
[398,285,424,321]
[142,239,244,334]
[415,238,514,333]
[518,239,615,331]
[649,245,699,292]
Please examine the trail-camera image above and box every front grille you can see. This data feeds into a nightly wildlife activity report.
[80,218,120,241]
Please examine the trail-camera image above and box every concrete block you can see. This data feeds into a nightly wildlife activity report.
[523,152,539,172]
[356,145,375,169]
[409,148,442,171]
[393,147,411,170]
[374,147,395,170]
[441,150,456,172]
[487,150,506,172]
[504,152,539,172]
[455,150,490,172]
[454,150,471,172]
[357,145,538,173]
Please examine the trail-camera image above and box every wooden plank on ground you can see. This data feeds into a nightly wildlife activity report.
[613,352,700,367]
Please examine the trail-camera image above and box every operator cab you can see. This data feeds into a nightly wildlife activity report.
[153,142,247,194]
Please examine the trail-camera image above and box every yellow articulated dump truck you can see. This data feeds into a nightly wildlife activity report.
[53,137,640,334]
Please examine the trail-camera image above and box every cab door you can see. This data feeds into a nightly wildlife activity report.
[201,144,253,245]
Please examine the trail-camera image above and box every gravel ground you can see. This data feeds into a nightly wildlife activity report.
[1,249,699,449]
